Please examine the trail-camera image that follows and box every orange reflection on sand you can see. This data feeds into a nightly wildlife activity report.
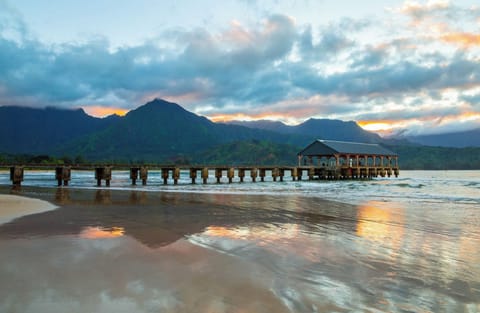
[356,202,405,254]
[80,226,125,239]
[205,224,300,241]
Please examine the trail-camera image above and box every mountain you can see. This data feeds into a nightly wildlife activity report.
[229,118,382,143]
[0,106,119,154]
[57,99,300,161]
[0,98,395,163]
[407,128,480,148]
[229,120,291,133]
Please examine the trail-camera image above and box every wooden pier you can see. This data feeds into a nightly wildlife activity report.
[2,140,400,187]
[3,164,399,187]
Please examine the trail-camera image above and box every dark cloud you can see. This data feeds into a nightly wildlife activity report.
[0,5,479,135]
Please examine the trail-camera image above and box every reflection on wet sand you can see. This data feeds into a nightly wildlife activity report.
[0,187,479,312]
[80,226,125,239]
[0,189,350,249]
[356,201,405,261]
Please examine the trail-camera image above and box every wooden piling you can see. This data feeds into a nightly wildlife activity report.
[161,168,169,185]
[250,168,258,182]
[272,168,279,182]
[173,167,180,185]
[95,166,111,187]
[291,168,298,181]
[227,168,234,183]
[140,166,148,185]
[55,166,71,186]
[202,168,209,184]
[215,168,222,183]
[259,168,266,182]
[190,168,197,184]
[238,168,245,183]
[10,166,24,187]
[308,167,315,180]
[130,167,139,185]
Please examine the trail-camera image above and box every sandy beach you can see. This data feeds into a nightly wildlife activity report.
[0,193,58,225]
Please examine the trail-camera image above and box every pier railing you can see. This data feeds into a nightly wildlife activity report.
[1,164,400,187]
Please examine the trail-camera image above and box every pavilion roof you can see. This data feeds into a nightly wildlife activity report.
[298,140,397,157]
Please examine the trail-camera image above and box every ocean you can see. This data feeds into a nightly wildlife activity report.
[0,170,479,312]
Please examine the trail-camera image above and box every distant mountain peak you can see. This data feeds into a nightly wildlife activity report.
[126,98,188,118]
[146,98,180,107]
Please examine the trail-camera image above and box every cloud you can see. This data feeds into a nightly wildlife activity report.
[0,1,479,135]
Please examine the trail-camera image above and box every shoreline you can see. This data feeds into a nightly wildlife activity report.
[0,194,58,225]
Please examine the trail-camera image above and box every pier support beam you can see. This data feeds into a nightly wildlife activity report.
[259,169,266,182]
[173,168,180,185]
[190,168,197,184]
[227,168,235,183]
[10,166,24,187]
[55,166,71,186]
[272,168,279,182]
[161,168,169,185]
[95,166,112,187]
[308,167,315,180]
[140,166,148,185]
[130,167,139,185]
[291,168,298,181]
[215,168,222,183]
[202,168,209,184]
[250,168,258,182]
[238,169,245,183]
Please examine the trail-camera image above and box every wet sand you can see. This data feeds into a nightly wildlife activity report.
[0,185,479,312]
[0,193,58,225]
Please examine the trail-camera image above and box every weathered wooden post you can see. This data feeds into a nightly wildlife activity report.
[140,166,148,185]
[291,168,298,181]
[259,168,266,182]
[10,166,24,187]
[95,166,112,187]
[105,166,112,186]
[55,166,71,186]
[238,168,245,183]
[250,168,258,183]
[279,168,285,182]
[161,168,169,185]
[173,167,180,185]
[130,167,139,185]
[227,168,235,183]
[272,168,279,182]
[215,168,222,183]
[297,168,302,181]
[202,168,209,184]
[308,167,315,180]
[190,168,197,184]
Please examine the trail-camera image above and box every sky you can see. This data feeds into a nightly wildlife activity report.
[0,0,479,136]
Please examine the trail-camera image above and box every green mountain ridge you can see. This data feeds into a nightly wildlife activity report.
[1,98,479,169]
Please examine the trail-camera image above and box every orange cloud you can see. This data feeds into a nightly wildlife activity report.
[83,106,129,117]
[209,112,298,124]
[359,112,480,136]
[441,32,480,47]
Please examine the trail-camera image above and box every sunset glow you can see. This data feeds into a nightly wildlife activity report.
[82,106,129,118]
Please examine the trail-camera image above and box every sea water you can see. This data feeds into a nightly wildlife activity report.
[0,170,479,312]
